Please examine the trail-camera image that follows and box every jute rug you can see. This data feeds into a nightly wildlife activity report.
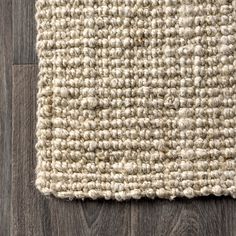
[35,0,236,200]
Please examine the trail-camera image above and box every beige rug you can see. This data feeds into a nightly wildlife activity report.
[35,0,236,200]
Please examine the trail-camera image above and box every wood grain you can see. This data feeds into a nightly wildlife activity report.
[0,0,12,235]
[12,65,46,236]
[131,199,199,236]
[131,197,236,236]
[13,0,37,64]
[48,199,131,236]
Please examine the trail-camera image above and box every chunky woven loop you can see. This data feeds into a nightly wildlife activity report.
[36,0,236,200]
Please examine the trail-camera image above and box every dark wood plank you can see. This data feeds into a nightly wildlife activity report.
[12,65,48,236]
[221,199,236,236]
[131,197,236,236]
[48,199,131,236]
[131,198,199,236]
[13,0,37,64]
[12,65,131,236]
[195,197,236,236]
[0,0,12,235]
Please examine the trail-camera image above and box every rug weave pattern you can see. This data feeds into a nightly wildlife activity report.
[36,0,236,200]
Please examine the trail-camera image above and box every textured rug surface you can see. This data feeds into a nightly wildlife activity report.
[36,0,236,200]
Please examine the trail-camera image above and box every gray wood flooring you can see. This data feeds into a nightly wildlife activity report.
[1,0,236,235]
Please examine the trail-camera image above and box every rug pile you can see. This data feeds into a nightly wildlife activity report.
[36,0,236,200]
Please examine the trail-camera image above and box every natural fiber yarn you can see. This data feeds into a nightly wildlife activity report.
[35,0,236,200]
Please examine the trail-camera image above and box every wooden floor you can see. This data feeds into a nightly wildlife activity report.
[1,0,236,235]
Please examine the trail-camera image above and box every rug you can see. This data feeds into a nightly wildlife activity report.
[35,0,236,200]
